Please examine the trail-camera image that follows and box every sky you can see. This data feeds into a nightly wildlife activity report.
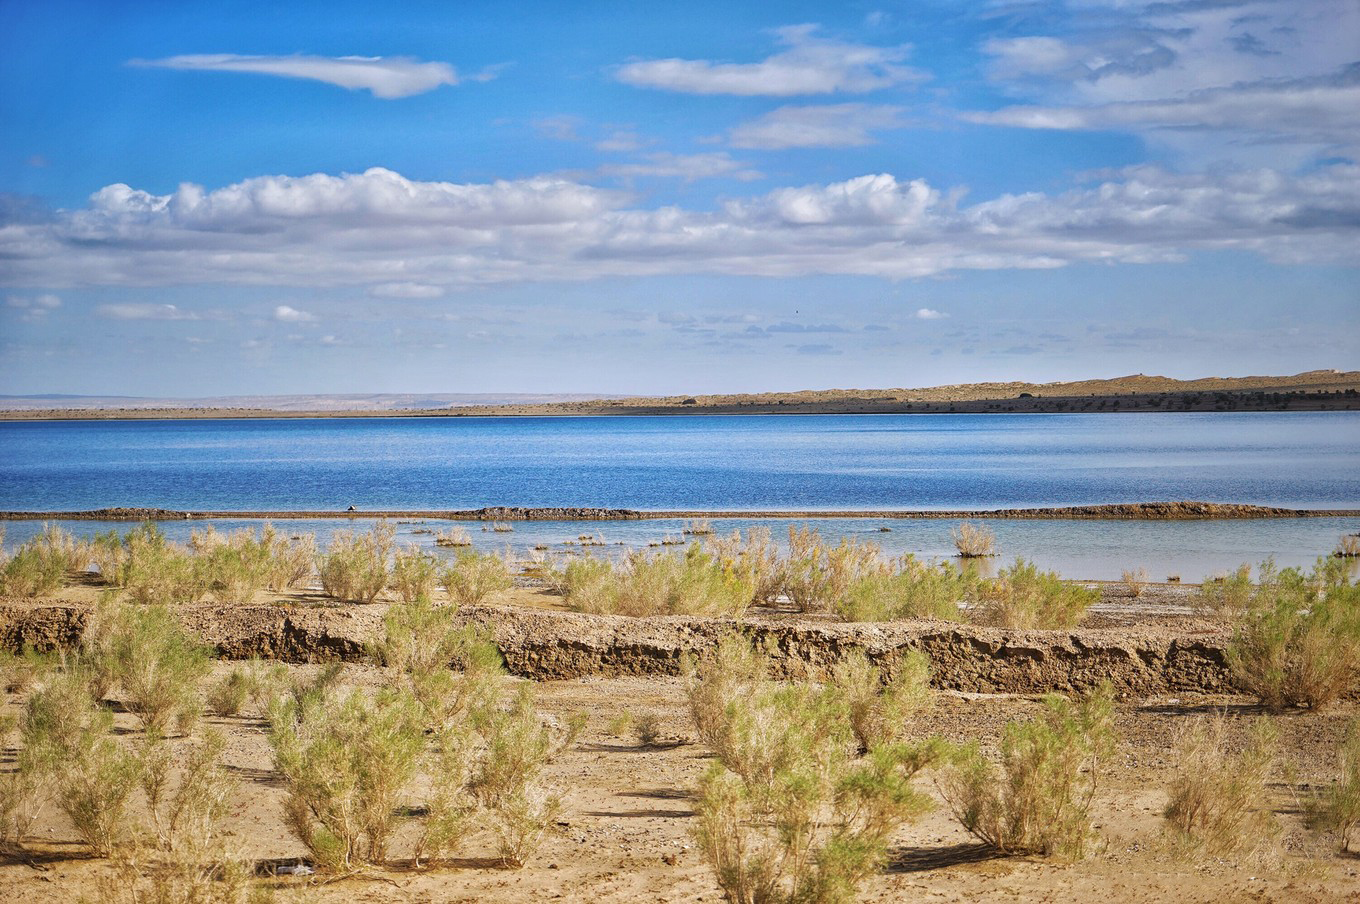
[1,0,1357,397]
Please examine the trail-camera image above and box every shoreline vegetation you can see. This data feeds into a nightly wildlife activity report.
[3,501,1360,521]
[2,369,1358,420]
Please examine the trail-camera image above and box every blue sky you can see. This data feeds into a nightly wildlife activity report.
[1,0,1356,396]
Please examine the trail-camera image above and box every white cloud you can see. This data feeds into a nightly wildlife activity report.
[130,54,464,99]
[597,152,763,182]
[615,24,925,96]
[369,282,445,299]
[6,293,61,309]
[914,308,948,320]
[729,103,906,149]
[96,303,197,320]
[273,304,315,322]
[3,163,1357,292]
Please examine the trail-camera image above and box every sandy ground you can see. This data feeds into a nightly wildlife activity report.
[1,660,1357,904]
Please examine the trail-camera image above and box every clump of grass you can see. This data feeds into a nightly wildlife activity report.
[1226,558,1360,710]
[1163,714,1278,860]
[633,711,663,747]
[557,547,755,617]
[192,527,275,602]
[442,549,513,605]
[0,524,89,597]
[950,521,996,558]
[834,556,973,622]
[1335,533,1360,558]
[318,522,393,603]
[1310,720,1360,852]
[784,526,886,614]
[434,526,473,547]
[391,545,441,603]
[118,523,205,605]
[0,646,56,694]
[207,666,255,718]
[705,528,784,605]
[1122,566,1150,598]
[262,525,317,591]
[1195,563,1254,615]
[489,521,514,533]
[688,634,941,904]
[834,651,932,754]
[106,603,212,735]
[939,684,1116,858]
[972,559,1097,629]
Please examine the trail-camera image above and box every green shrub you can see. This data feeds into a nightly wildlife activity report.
[107,603,212,735]
[1226,559,1360,710]
[270,685,425,870]
[207,666,254,717]
[1163,714,1278,859]
[835,557,973,622]
[939,684,1116,858]
[833,651,932,754]
[705,528,785,605]
[193,527,274,602]
[972,559,1097,629]
[558,547,755,617]
[688,635,940,904]
[1196,563,1255,614]
[90,530,126,586]
[391,545,441,602]
[556,556,616,612]
[1311,720,1360,852]
[375,596,503,725]
[0,523,88,597]
[262,525,317,591]
[318,522,392,603]
[119,523,205,605]
[783,527,886,613]
[442,549,513,605]
[26,672,141,857]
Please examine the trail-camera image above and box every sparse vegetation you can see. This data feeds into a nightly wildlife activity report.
[434,526,473,547]
[1335,533,1360,558]
[0,524,89,597]
[1195,563,1254,615]
[1311,720,1360,852]
[1163,714,1279,860]
[391,544,441,602]
[950,521,996,558]
[972,559,1098,629]
[834,651,932,754]
[939,684,1116,858]
[442,549,513,604]
[318,522,393,603]
[783,527,886,613]
[106,603,212,735]
[1122,566,1150,598]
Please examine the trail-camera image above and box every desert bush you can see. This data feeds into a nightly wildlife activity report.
[0,678,58,850]
[375,595,503,725]
[689,635,940,904]
[262,526,316,591]
[1195,563,1254,615]
[1335,533,1360,558]
[939,684,1116,858]
[558,546,754,617]
[138,729,237,856]
[633,711,663,747]
[1122,566,1150,598]
[0,646,55,694]
[391,545,441,602]
[434,526,472,547]
[705,528,784,605]
[1311,720,1360,852]
[270,685,425,870]
[685,634,770,760]
[683,519,714,536]
[783,527,886,613]
[442,549,513,604]
[107,603,212,735]
[119,523,205,605]
[26,672,141,856]
[834,556,972,622]
[194,527,274,602]
[834,651,932,754]
[555,556,616,612]
[207,666,254,717]
[90,530,126,585]
[1163,714,1278,859]
[318,522,393,603]
[950,522,996,558]
[471,683,581,808]
[972,559,1097,629]
[0,524,88,597]
[1226,559,1360,710]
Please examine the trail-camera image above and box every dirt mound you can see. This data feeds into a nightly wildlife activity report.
[0,601,1240,697]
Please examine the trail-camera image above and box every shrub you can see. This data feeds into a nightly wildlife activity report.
[391,545,440,602]
[1195,563,1254,615]
[0,680,57,851]
[318,523,392,603]
[138,729,236,855]
[119,523,205,605]
[1311,720,1360,852]
[107,603,212,735]
[262,526,317,591]
[1163,714,1278,859]
[492,785,561,869]
[1226,559,1360,710]
[194,527,274,602]
[442,549,513,605]
[270,685,425,870]
[90,530,126,586]
[939,684,1116,858]
[0,646,55,694]
[689,636,940,904]
[972,559,1097,629]
[834,651,932,754]
[207,666,254,717]
[950,522,996,558]
[634,711,663,747]
[706,528,784,605]
[26,672,141,857]
[1335,533,1360,558]
[783,527,886,614]
[556,556,616,612]
[834,557,972,622]
[375,595,504,725]
[0,524,87,597]
[434,526,472,548]
[1122,567,1150,598]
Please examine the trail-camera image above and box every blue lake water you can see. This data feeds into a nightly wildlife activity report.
[1,412,1357,580]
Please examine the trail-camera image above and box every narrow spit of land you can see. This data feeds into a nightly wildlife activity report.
[3,370,1358,419]
[3,501,1359,521]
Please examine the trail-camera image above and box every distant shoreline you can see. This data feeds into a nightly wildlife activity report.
[3,502,1357,522]
[2,371,1357,420]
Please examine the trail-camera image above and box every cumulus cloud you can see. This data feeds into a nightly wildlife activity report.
[2,163,1356,292]
[273,304,315,322]
[914,308,948,320]
[615,24,925,96]
[96,303,198,320]
[729,103,905,149]
[130,54,465,99]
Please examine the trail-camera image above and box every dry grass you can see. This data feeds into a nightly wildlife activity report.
[434,526,473,547]
[1163,714,1279,859]
[1336,533,1360,558]
[442,550,513,604]
[318,522,393,603]
[972,559,1098,629]
[1122,566,1150,598]
[1311,720,1360,852]
[950,522,996,558]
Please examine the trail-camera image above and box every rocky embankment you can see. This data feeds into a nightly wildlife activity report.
[0,600,1241,696]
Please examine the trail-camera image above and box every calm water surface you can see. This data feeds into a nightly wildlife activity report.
[2,412,1357,580]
